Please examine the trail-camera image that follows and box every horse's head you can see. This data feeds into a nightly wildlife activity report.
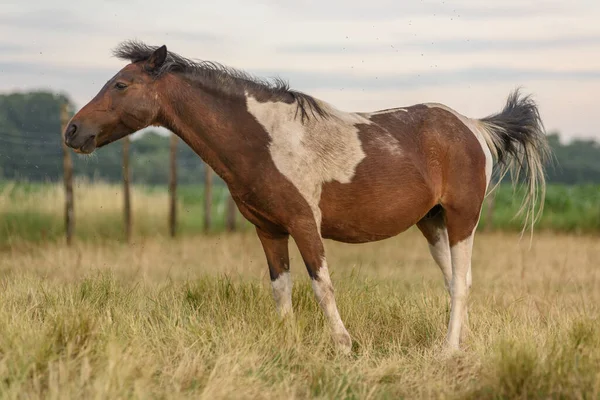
[64,45,168,154]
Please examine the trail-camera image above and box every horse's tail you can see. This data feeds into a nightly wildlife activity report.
[477,88,552,236]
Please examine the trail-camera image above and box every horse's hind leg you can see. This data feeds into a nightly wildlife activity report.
[417,205,452,294]
[417,206,476,348]
[442,201,482,352]
[417,206,473,296]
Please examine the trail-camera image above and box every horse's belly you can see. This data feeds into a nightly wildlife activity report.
[318,180,435,243]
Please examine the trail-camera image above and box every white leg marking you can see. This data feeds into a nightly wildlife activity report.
[446,234,475,351]
[271,271,292,317]
[466,265,473,290]
[312,261,351,353]
[428,227,452,293]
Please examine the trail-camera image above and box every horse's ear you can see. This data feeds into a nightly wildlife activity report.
[144,45,167,73]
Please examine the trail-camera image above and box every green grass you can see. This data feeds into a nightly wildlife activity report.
[1,180,599,247]
[0,180,252,247]
[480,184,600,233]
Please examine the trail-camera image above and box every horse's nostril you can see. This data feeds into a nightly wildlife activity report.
[65,123,78,140]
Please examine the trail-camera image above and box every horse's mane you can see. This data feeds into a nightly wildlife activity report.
[113,40,327,122]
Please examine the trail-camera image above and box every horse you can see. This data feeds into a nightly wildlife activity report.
[63,40,551,354]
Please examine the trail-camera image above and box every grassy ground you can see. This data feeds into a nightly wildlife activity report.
[0,229,598,398]
[0,180,251,247]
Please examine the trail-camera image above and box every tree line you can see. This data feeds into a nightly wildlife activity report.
[0,90,599,185]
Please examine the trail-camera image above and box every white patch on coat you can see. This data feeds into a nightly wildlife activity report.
[424,103,494,189]
[368,107,408,115]
[372,132,403,156]
[271,271,292,317]
[311,261,351,352]
[246,95,369,230]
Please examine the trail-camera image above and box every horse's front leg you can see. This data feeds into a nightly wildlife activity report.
[256,227,293,317]
[290,220,352,354]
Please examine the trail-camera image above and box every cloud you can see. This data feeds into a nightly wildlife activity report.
[263,0,569,21]
[277,35,600,55]
[0,42,28,54]
[0,7,225,46]
[0,61,111,80]
[149,30,224,44]
[248,67,600,91]
[0,9,102,33]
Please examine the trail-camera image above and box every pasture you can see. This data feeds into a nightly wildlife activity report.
[1,181,599,248]
[0,182,599,398]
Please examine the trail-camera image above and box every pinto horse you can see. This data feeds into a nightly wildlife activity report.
[64,41,551,353]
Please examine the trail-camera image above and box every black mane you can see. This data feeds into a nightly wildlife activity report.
[113,40,327,122]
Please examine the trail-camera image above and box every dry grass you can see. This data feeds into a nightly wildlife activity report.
[0,180,247,246]
[0,179,174,245]
[0,228,599,399]
[0,179,170,215]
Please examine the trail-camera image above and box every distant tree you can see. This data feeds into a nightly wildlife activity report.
[544,131,600,184]
[0,90,73,181]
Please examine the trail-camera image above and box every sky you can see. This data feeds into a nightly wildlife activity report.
[1,0,599,142]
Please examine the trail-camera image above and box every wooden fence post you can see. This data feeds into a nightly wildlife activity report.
[123,136,132,242]
[169,133,178,237]
[60,102,74,246]
[204,164,212,233]
[226,194,237,232]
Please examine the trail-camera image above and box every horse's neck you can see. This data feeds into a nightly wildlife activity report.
[158,80,261,185]
[157,77,363,190]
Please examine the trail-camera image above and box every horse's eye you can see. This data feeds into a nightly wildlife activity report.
[115,82,128,90]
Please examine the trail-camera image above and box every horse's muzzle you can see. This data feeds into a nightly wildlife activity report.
[64,122,97,154]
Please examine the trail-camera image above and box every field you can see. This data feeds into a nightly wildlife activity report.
[0,181,599,248]
[1,181,599,398]
[0,180,251,247]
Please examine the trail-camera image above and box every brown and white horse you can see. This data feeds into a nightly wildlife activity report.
[64,41,551,353]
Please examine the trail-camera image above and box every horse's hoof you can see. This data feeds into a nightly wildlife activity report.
[440,342,464,360]
[333,332,352,355]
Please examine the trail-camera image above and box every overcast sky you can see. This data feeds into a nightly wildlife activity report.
[1,0,599,141]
